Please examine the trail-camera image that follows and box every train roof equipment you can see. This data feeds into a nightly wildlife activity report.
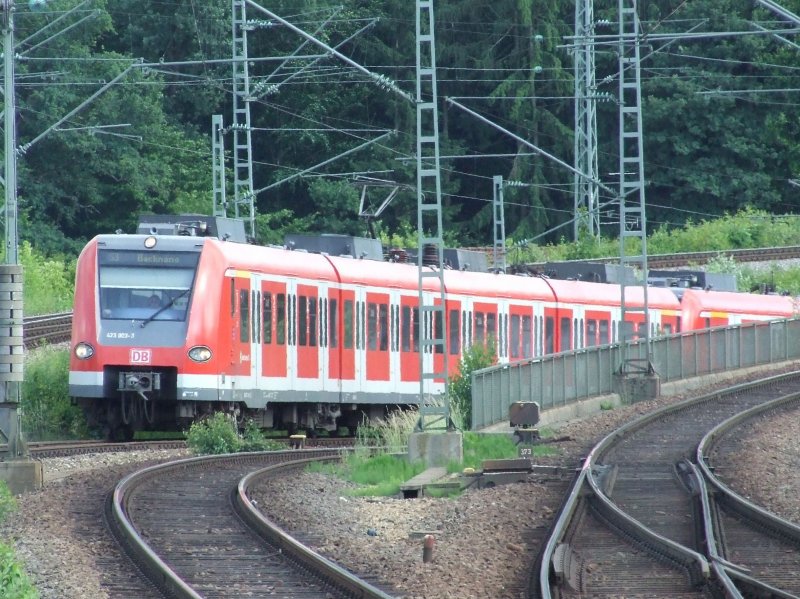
[541,261,636,284]
[648,269,736,292]
[284,233,384,261]
[137,214,248,242]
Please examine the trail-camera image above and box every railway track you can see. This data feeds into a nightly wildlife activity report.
[534,371,800,597]
[501,244,800,272]
[110,449,397,599]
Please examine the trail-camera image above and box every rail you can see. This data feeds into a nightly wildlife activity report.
[23,312,72,348]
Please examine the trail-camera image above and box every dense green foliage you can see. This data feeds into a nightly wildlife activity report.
[448,343,496,429]
[0,483,38,599]
[21,347,87,440]
[19,243,75,315]
[185,412,285,454]
[8,0,800,257]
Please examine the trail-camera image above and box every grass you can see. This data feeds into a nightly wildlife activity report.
[0,482,38,598]
[311,424,562,498]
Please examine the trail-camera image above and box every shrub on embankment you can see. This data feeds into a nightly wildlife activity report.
[0,482,38,598]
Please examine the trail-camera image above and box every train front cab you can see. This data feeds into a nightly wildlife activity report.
[69,234,206,440]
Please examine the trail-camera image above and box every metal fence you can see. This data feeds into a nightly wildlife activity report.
[470,318,800,430]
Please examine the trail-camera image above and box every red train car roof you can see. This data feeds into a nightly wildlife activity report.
[681,288,797,317]
[545,278,681,309]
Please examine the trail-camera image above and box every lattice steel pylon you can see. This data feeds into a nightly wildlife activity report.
[617,0,652,373]
[415,0,451,432]
[212,114,227,218]
[492,176,506,273]
[574,0,600,240]
[232,0,255,240]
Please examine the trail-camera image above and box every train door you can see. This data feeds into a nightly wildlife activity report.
[584,309,611,348]
[389,290,401,387]
[365,290,390,385]
[354,287,367,392]
[420,290,437,392]
[496,299,509,363]
[294,282,321,387]
[260,279,288,380]
[472,300,497,355]
[332,287,356,392]
[227,273,254,400]
[508,304,532,361]
[544,305,574,353]
[399,294,419,383]
[249,282,262,398]
[621,312,647,341]
[317,283,331,392]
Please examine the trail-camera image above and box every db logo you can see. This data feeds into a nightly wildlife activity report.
[130,349,152,364]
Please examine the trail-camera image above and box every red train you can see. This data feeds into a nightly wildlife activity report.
[68,228,798,440]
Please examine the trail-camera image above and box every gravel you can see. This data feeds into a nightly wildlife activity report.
[0,367,798,599]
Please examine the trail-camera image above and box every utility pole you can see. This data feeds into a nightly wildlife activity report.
[0,0,42,493]
[415,0,451,434]
[573,0,600,239]
[231,0,256,240]
[615,0,658,401]
[492,176,506,273]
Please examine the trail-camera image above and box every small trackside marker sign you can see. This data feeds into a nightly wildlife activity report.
[130,349,152,364]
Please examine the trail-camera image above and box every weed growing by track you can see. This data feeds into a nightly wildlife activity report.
[186,413,285,454]
[0,482,38,598]
[22,347,87,441]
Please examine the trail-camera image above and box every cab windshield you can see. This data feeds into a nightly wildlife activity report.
[98,250,199,321]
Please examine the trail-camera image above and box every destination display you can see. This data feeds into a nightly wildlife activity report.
[99,250,199,268]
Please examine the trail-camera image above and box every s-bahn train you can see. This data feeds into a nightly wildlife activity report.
[68,222,798,440]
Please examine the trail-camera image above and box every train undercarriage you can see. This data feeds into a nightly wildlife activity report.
[73,391,397,441]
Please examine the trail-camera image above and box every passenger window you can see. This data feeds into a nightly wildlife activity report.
[263,294,272,345]
[239,289,249,343]
[475,312,485,345]
[487,313,497,349]
[510,314,521,358]
[308,297,317,347]
[329,299,338,348]
[276,294,286,345]
[449,309,459,355]
[522,315,532,358]
[379,304,389,351]
[402,305,411,352]
[434,309,443,354]
[599,320,609,345]
[587,319,597,347]
[344,300,353,349]
[561,317,571,351]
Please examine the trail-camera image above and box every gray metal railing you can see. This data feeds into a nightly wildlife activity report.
[470,318,800,430]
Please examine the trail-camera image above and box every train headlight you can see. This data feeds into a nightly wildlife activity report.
[188,346,212,363]
[74,342,94,360]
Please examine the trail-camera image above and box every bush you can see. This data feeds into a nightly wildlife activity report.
[186,412,241,454]
[20,241,75,315]
[448,344,496,430]
[22,347,88,440]
[186,413,284,454]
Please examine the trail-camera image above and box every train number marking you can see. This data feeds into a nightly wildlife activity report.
[106,332,135,339]
[130,349,152,364]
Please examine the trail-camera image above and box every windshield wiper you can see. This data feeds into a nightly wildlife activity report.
[140,287,191,328]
